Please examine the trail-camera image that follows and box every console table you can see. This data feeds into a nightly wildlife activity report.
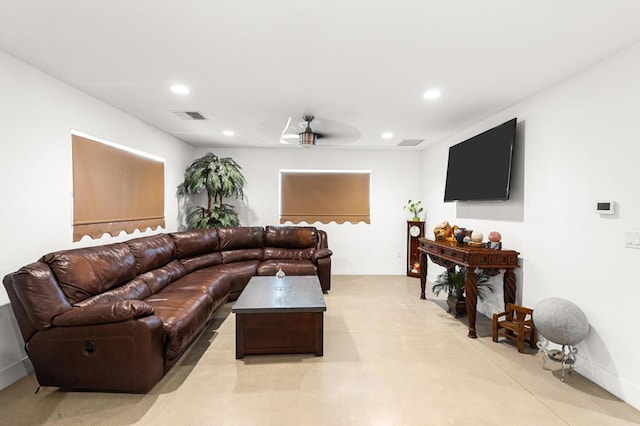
[418,238,520,338]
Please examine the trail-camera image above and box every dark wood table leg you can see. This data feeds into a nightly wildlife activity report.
[235,314,245,359]
[503,269,516,308]
[419,251,428,299]
[315,313,324,356]
[464,269,478,338]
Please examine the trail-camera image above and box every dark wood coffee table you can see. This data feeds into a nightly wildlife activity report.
[232,276,326,359]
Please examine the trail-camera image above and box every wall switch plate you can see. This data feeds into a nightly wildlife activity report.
[625,231,640,249]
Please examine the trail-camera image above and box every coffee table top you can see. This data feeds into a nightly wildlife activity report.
[232,276,326,314]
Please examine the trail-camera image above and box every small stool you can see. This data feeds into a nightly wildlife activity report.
[492,303,536,353]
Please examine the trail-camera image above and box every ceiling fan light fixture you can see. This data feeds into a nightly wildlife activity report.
[299,128,316,147]
[298,115,317,147]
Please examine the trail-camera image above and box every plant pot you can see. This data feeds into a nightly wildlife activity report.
[447,296,466,318]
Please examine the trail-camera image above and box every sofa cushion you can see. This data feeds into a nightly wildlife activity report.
[264,225,317,249]
[74,277,152,308]
[257,259,318,276]
[11,262,73,330]
[214,260,261,298]
[179,252,223,274]
[263,247,314,261]
[52,300,154,326]
[169,229,220,259]
[222,248,263,264]
[217,226,264,250]
[146,290,214,360]
[162,267,231,306]
[41,243,136,304]
[126,234,177,275]
[139,260,186,294]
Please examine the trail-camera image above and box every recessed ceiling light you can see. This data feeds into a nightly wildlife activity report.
[223,130,234,137]
[381,132,394,139]
[423,88,442,100]
[170,84,190,95]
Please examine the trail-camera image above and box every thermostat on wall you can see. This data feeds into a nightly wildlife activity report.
[596,201,616,215]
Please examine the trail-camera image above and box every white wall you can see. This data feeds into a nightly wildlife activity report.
[192,147,423,275]
[0,50,193,390]
[422,42,640,409]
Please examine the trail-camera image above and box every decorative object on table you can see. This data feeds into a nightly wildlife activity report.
[492,303,536,353]
[433,221,452,240]
[487,231,502,249]
[406,221,425,277]
[404,199,424,221]
[533,297,589,381]
[176,152,246,229]
[431,266,493,317]
[454,227,467,244]
[468,231,485,247]
[276,266,286,279]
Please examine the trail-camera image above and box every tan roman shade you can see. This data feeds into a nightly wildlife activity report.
[72,134,165,241]
[280,170,370,224]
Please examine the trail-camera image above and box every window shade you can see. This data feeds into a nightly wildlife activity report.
[72,134,165,241]
[280,171,370,224]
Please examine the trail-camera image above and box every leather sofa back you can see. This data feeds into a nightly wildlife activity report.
[41,243,136,304]
[264,225,317,248]
[218,226,264,250]
[169,229,223,273]
[218,227,265,263]
[5,263,72,335]
[126,234,177,275]
[263,225,317,261]
[170,228,220,259]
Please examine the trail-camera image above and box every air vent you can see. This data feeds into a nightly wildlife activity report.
[398,139,424,147]
[172,111,207,120]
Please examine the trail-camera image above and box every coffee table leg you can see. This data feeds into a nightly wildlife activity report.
[315,313,324,356]
[236,314,244,359]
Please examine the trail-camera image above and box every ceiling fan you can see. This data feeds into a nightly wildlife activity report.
[278,115,360,148]
[298,115,320,148]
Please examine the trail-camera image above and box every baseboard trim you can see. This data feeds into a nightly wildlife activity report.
[575,355,640,411]
[0,357,32,391]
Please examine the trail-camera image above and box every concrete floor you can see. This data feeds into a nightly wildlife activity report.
[1,275,639,425]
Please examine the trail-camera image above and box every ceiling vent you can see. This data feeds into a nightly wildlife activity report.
[172,111,207,120]
[398,139,424,147]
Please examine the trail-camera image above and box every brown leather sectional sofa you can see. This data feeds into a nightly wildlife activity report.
[3,226,332,393]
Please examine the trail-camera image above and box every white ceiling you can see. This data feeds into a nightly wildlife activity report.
[2,1,640,150]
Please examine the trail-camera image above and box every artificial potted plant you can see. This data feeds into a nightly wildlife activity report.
[431,266,493,317]
[177,152,246,229]
[405,199,424,221]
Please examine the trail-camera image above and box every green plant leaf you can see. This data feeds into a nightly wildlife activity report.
[178,152,246,229]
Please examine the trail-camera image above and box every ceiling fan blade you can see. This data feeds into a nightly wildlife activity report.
[274,114,361,146]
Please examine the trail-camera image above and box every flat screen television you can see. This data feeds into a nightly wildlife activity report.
[444,118,517,202]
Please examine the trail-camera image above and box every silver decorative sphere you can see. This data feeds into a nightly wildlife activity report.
[533,298,589,346]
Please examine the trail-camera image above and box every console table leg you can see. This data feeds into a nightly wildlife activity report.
[465,269,478,338]
[503,269,516,309]
[419,251,427,299]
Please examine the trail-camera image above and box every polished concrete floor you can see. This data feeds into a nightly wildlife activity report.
[2,275,640,425]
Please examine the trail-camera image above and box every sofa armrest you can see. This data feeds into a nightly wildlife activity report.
[52,300,154,327]
[27,315,165,393]
[313,248,333,261]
